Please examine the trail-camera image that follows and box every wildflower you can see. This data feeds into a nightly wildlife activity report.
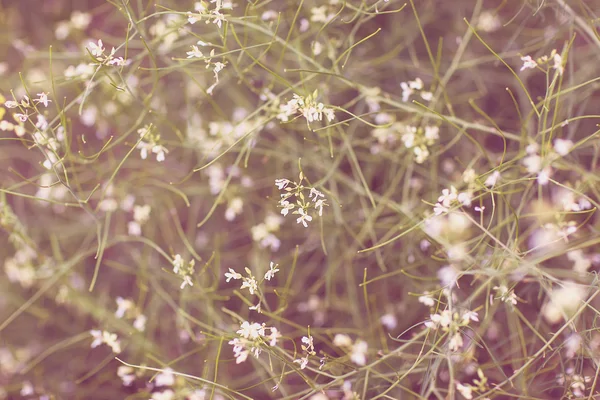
[154,368,175,387]
[554,138,573,156]
[520,55,537,71]
[107,57,127,66]
[456,382,474,399]
[542,281,587,324]
[225,267,242,282]
[4,100,18,108]
[350,340,368,366]
[172,255,195,289]
[484,171,501,187]
[493,285,518,305]
[14,112,28,122]
[90,330,122,353]
[151,390,175,400]
[36,92,51,107]
[275,178,290,190]
[552,51,564,75]
[240,273,258,295]
[418,292,435,307]
[424,126,439,144]
[380,313,397,330]
[133,204,151,224]
[237,321,265,340]
[71,11,92,29]
[296,208,313,227]
[294,356,309,369]
[438,187,458,207]
[117,366,136,386]
[264,261,279,281]
[333,334,353,347]
[476,10,501,32]
[88,39,105,57]
[133,314,147,332]
[224,197,243,221]
[187,45,204,59]
[115,296,134,318]
[449,332,464,351]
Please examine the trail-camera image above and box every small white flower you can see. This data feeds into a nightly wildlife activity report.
[14,112,28,122]
[333,334,353,347]
[264,262,279,281]
[296,208,313,227]
[225,268,242,282]
[484,171,501,187]
[117,366,136,386]
[240,275,258,295]
[462,310,479,324]
[155,368,175,387]
[186,45,204,59]
[554,138,573,156]
[350,340,368,366]
[172,254,184,274]
[115,296,133,318]
[553,51,564,75]
[225,197,244,221]
[275,178,290,190]
[380,313,397,330]
[456,382,473,399]
[237,321,265,340]
[36,92,51,107]
[133,204,151,224]
[438,187,458,207]
[294,356,309,369]
[418,292,435,307]
[88,39,105,57]
[457,192,472,207]
[520,55,537,71]
[133,314,147,331]
[151,389,175,400]
[268,327,281,346]
[449,332,463,351]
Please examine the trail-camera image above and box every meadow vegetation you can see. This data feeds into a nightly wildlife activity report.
[1,0,600,398]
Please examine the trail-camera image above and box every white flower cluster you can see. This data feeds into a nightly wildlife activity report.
[433,185,472,216]
[187,1,233,29]
[228,321,280,364]
[187,109,266,158]
[114,296,147,332]
[4,93,64,170]
[332,334,368,366]
[185,41,227,95]
[400,124,439,163]
[172,254,196,289]
[275,173,328,228]
[491,285,518,306]
[137,124,169,162]
[86,39,128,67]
[520,48,564,75]
[542,281,587,324]
[90,330,122,353]
[251,214,283,251]
[294,335,316,369]
[277,91,335,126]
[55,11,92,40]
[424,309,479,352]
[225,262,279,311]
[399,77,432,103]
[557,367,592,398]
[455,368,489,400]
